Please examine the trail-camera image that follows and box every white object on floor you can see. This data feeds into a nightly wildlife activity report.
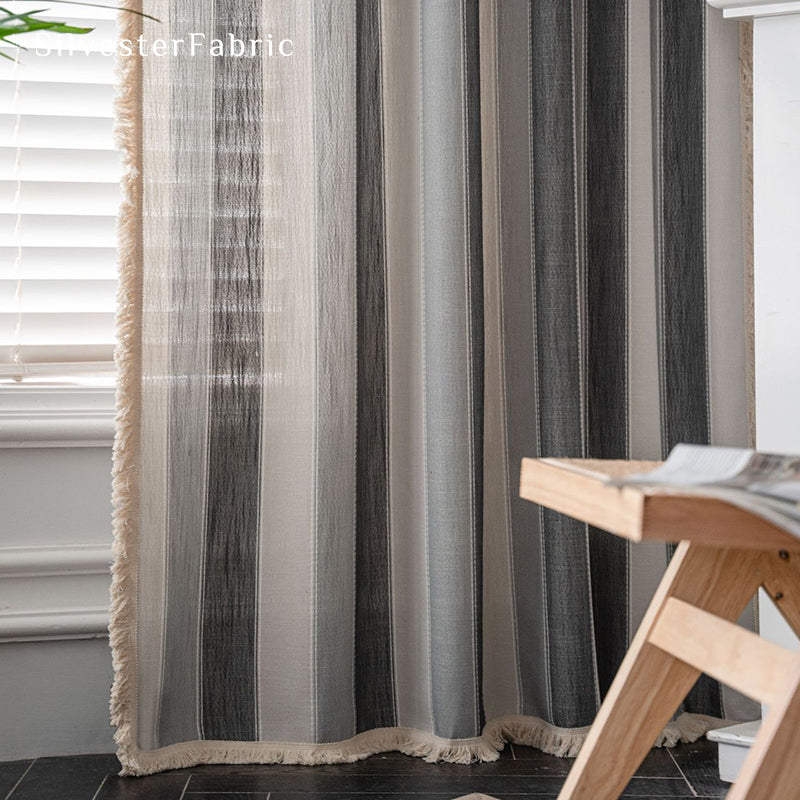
[449,795,500,800]
[707,721,760,783]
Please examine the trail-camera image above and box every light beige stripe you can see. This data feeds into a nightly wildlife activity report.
[477,0,520,722]
[626,0,667,640]
[311,0,357,742]
[381,0,433,733]
[256,0,316,742]
[705,5,749,449]
[135,1,172,752]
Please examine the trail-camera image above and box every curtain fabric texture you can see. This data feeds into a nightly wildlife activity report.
[111,0,755,776]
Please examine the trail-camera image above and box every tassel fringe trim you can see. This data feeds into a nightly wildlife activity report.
[108,0,145,781]
[117,712,723,776]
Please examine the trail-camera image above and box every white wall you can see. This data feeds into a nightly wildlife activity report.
[752,13,800,668]
[0,387,116,760]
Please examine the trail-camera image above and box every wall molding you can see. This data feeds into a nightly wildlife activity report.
[0,544,112,578]
[0,386,115,448]
[0,609,109,643]
[0,544,112,642]
[708,0,800,17]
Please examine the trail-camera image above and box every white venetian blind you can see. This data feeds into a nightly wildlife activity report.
[0,1,121,384]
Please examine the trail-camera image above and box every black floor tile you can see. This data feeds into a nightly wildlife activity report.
[186,795,269,800]
[636,748,683,778]
[96,773,189,799]
[510,744,681,779]
[7,754,120,800]
[505,747,572,776]
[184,754,564,779]
[668,738,728,798]
[262,795,554,800]
[0,745,699,799]
[620,779,695,797]
[192,795,484,800]
[186,770,693,796]
[0,759,34,799]
[191,792,690,800]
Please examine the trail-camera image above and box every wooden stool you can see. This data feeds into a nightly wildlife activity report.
[519,457,800,800]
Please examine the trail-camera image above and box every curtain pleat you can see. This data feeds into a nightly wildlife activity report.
[111,0,756,776]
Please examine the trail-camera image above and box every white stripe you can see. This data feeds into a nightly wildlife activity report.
[382,0,434,734]
[256,0,316,743]
[136,0,172,752]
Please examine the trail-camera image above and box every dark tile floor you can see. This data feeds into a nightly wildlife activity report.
[0,738,729,800]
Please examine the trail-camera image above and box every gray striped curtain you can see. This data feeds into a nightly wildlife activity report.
[111,0,755,776]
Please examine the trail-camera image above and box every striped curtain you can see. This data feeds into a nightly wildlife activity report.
[111,0,755,776]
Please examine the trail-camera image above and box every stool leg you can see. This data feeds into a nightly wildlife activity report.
[557,543,762,800]
[724,662,800,800]
[722,550,800,799]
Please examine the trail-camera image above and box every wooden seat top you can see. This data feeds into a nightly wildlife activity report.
[520,457,800,551]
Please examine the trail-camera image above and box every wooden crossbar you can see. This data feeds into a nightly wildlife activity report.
[649,598,796,706]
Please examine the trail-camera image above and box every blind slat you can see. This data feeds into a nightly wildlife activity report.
[0,181,122,215]
[0,279,117,313]
[0,214,118,248]
[0,148,123,182]
[1,20,119,56]
[0,346,115,370]
[0,115,115,150]
[0,247,117,280]
[0,51,115,85]
[0,82,114,118]
[0,312,117,344]
[5,2,121,22]
[0,361,116,383]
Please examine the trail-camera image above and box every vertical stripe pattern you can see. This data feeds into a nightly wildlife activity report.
[119,0,756,774]
[585,0,630,699]
[354,0,396,734]
[200,0,263,741]
[529,0,597,729]
[157,0,214,748]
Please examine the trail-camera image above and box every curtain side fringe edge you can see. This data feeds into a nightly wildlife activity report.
[108,0,145,779]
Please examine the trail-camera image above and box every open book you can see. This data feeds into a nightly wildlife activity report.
[608,444,800,538]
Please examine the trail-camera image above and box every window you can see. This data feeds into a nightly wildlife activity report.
[0,1,121,386]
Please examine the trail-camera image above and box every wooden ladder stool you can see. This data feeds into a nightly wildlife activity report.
[519,457,800,800]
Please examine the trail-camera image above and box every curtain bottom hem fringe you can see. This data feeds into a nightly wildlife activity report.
[114,711,726,776]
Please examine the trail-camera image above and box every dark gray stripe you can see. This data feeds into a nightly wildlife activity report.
[201,0,262,741]
[530,0,596,729]
[157,0,213,748]
[655,0,710,451]
[585,0,629,699]
[654,0,720,719]
[462,0,485,732]
[497,0,549,721]
[354,0,396,734]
